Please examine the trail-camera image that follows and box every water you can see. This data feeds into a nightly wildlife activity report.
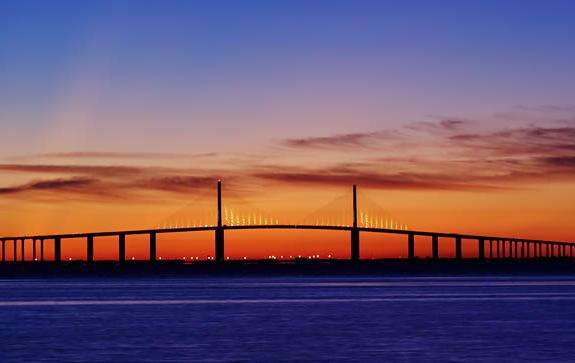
[1,275,575,361]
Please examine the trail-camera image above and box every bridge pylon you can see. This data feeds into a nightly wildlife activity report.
[351,184,360,261]
[215,180,225,262]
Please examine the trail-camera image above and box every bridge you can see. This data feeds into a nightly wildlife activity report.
[1,180,574,263]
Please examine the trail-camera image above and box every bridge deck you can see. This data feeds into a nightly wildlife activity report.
[0,224,572,245]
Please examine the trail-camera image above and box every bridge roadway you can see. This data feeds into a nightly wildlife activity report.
[0,224,574,263]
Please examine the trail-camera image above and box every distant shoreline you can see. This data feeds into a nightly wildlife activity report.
[1,259,575,278]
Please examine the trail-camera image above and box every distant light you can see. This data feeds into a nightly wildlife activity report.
[243,256,247,260]
[68,257,72,261]
[183,257,187,260]
[131,257,135,260]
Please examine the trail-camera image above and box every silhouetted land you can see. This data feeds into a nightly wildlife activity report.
[1,259,575,277]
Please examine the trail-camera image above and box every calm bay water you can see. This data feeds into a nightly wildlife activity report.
[1,275,575,362]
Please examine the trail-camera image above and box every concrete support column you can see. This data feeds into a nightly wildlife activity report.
[478,238,485,260]
[514,241,518,258]
[455,236,462,260]
[20,239,25,262]
[215,228,225,262]
[408,233,415,259]
[563,245,567,257]
[496,240,501,258]
[489,240,493,258]
[350,229,360,261]
[520,241,525,258]
[538,243,543,258]
[13,240,17,262]
[149,232,157,262]
[87,235,94,263]
[432,235,439,259]
[118,234,126,263]
[546,243,550,258]
[32,239,37,261]
[40,239,44,262]
[54,237,61,263]
[1,240,5,262]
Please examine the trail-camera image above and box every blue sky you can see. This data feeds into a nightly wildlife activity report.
[2,1,574,155]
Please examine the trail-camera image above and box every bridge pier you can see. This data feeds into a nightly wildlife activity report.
[538,243,542,258]
[118,234,126,263]
[489,240,493,258]
[32,239,36,261]
[496,240,500,258]
[87,235,94,263]
[13,240,17,262]
[520,241,525,258]
[513,241,518,258]
[1,240,4,262]
[478,238,485,260]
[455,236,462,260]
[40,239,44,262]
[54,237,61,263]
[20,239,25,262]
[149,232,156,262]
[563,245,567,258]
[408,233,415,259]
[432,235,439,259]
[351,229,360,261]
[215,228,224,262]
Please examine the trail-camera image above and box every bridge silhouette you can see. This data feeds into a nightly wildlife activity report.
[1,180,574,263]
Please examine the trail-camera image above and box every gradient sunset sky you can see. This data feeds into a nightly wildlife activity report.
[1,1,574,259]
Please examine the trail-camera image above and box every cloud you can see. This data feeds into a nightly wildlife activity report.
[449,126,575,156]
[281,130,401,150]
[34,151,219,160]
[252,165,503,191]
[0,164,144,177]
[405,119,470,133]
[2,120,575,199]
[136,176,218,193]
[0,177,102,196]
[515,104,575,113]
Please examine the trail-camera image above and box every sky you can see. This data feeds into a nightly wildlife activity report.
[1,1,574,259]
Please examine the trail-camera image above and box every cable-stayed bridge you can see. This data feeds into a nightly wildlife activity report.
[1,181,573,263]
